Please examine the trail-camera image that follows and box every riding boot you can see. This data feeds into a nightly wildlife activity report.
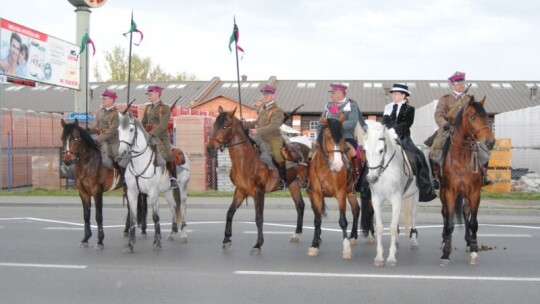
[251,136,276,170]
[113,163,126,189]
[481,164,494,186]
[166,161,178,189]
[277,162,288,190]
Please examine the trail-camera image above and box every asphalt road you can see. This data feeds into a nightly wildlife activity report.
[1,196,539,304]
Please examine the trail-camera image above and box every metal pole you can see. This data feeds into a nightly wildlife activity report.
[235,44,243,118]
[73,6,91,113]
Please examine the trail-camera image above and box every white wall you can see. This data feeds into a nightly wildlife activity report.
[411,100,439,147]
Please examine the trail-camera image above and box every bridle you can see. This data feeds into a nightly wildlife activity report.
[320,127,346,169]
[63,132,81,164]
[367,135,396,179]
[120,120,156,179]
[211,119,245,152]
[451,104,491,148]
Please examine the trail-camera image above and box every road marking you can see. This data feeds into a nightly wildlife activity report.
[234,270,540,282]
[478,233,531,237]
[0,262,87,269]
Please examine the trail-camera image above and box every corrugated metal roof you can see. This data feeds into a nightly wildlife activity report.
[1,79,538,115]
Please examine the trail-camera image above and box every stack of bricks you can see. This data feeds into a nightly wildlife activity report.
[485,138,512,193]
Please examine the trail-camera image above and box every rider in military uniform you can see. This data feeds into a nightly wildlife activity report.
[141,85,178,189]
[429,71,493,188]
[245,85,288,188]
[89,89,126,186]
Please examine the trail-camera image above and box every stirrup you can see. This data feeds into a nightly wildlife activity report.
[169,178,178,189]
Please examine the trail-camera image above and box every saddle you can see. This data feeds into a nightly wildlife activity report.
[281,142,305,163]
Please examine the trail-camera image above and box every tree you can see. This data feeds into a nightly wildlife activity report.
[96,45,196,82]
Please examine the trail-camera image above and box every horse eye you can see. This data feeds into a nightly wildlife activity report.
[470,115,476,120]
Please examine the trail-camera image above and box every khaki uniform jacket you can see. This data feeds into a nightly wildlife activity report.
[435,93,472,135]
[90,107,120,157]
[246,102,284,142]
[141,101,173,161]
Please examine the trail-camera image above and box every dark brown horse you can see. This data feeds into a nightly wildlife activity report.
[206,106,310,255]
[61,119,122,249]
[439,96,495,266]
[307,115,360,259]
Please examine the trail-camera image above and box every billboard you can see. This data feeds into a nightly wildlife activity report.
[0,18,80,89]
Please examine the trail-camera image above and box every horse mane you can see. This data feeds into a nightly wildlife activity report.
[62,122,99,151]
[216,111,251,143]
[317,118,343,148]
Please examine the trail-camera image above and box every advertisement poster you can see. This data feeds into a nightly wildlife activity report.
[0,18,80,89]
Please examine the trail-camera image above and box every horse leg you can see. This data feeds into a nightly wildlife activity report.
[440,190,456,266]
[94,192,105,250]
[123,190,138,254]
[179,185,188,243]
[386,194,402,267]
[150,193,162,251]
[165,189,178,241]
[468,194,481,265]
[409,192,420,249]
[288,181,305,243]
[360,196,375,243]
[372,195,385,267]
[307,192,324,257]
[223,189,246,250]
[338,192,352,259]
[79,194,92,248]
[250,191,265,255]
[123,200,130,237]
[346,192,360,245]
[138,193,148,237]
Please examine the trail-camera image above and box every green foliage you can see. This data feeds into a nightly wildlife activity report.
[94,45,196,82]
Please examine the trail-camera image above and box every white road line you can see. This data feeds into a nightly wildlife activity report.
[234,270,540,282]
[0,263,87,269]
[478,233,531,237]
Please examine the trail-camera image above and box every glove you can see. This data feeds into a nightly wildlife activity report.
[443,122,450,131]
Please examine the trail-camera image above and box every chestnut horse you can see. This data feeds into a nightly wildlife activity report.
[439,96,495,266]
[206,106,310,255]
[61,119,123,249]
[307,115,360,259]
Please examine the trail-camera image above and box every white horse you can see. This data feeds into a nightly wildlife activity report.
[363,121,419,267]
[117,112,186,253]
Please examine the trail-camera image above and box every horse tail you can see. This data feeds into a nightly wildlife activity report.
[322,200,328,218]
[454,194,464,225]
[136,194,147,226]
[360,197,374,237]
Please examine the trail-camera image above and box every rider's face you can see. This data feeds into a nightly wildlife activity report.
[451,82,466,93]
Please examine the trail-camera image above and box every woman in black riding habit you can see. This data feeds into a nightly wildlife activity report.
[381,83,436,202]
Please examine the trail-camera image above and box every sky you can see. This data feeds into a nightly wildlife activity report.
[1,0,539,82]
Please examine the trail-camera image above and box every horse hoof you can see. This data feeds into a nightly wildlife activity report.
[342,252,353,259]
[167,234,175,242]
[440,259,450,267]
[123,232,128,238]
[290,233,300,243]
[410,241,419,250]
[141,233,147,239]
[367,235,375,244]
[250,248,261,255]
[385,259,397,267]
[79,242,89,248]
[153,242,162,252]
[222,242,232,250]
[307,247,319,257]
[348,238,357,246]
[180,236,188,243]
[469,252,479,265]
[374,259,385,267]
[123,245,134,254]
[95,243,104,250]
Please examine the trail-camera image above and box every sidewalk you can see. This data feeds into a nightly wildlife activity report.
[1,195,539,213]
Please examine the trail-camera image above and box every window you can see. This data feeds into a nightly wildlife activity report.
[373,83,382,88]
[108,84,118,90]
[406,83,416,88]
[439,83,449,88]
[297,82,306,88]
[241,83,250,88]
[429,83,438,88]
[90,85,100,90]
[221,83,232,88]
[309,121,319,130]
[167,84,178,89]
[177,84,186,89]
[306,82,316,88]
[39,85,51,90]
[363,83,372,88]
[491,83,502,88]
[136,84,147,89]
[501,83,512,88]
[116,84,127,90]
[470,83,478,88]
[250,83,259,88]
[525,83,536,88]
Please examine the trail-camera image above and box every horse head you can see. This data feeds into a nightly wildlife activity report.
[207,106,240,156]
[117,112,139,161]
[317,113,345,172]
[60,118,80,165]
[364,121,398,184]
[454,96,495,150]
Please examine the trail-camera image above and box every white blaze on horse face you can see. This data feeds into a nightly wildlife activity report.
[331,143,344,172]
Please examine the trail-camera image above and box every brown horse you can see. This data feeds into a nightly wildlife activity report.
[61,119,123,249]
[307,115,360,259]
[206,106,310,255]
[439,96,495,266]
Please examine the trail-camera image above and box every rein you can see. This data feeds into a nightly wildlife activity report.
[122,121,157,179]
[367,136,396,178]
